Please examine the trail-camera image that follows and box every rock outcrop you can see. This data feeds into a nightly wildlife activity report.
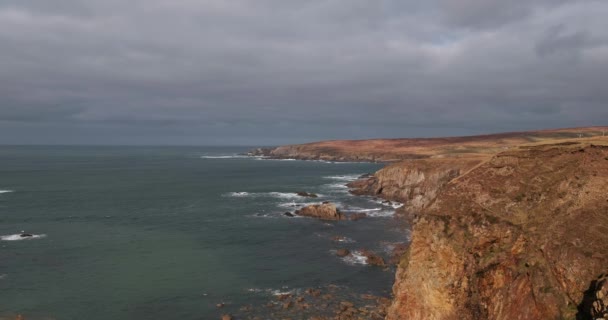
[295,203,343,221]
[386,142,608,320]
[348,157,483,213]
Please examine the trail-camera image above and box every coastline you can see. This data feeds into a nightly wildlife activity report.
[246,130,608,319]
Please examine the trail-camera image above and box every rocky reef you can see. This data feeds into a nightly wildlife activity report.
[386,141,608,320]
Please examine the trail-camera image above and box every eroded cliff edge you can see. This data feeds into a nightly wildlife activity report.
[385,142,608,320]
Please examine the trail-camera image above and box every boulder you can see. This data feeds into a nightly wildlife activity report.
[284,212,295,217]
[295,203,343,221]
[336,249,351,257]
[360,250,386,267]
[296,191,318,198]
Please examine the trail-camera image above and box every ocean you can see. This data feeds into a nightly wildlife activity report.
[0,146,408,319]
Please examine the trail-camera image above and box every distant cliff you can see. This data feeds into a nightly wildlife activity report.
[385,141,608,319]
[250,126,608,162]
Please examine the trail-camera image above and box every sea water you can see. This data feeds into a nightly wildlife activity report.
[0,146,408,319]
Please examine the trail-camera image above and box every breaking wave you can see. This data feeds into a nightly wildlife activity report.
[0,190,13,194]
[342,251,368,265]
[1,233,46,241]
[323,174,363,182]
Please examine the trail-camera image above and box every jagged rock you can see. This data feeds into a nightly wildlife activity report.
[220,314,232,320]
[284,212,295,217]
[360,250,386,267]
[296,191,318,198]
[295,203,343,221]
[336,249,350,257]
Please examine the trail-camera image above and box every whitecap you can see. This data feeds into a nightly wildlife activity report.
[342,207,382,212]
[0,190,13,194]
[342,251,368,265]
[370,198,404,209]
[267,192,301,199]
[227,191,251,197]
[323,183,348,189]
[323,174,363,182]
[366,210,395,218]
[277,202,307,208]
[1,233,46,241]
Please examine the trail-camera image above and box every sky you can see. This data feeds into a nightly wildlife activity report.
[1,0,607,145]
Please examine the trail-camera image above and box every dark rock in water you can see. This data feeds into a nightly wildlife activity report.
[296,191,318,198]
[19,233,33,238]
[360,249,386,267]
[284,212,295,217]
[336,249,351,257]
[332,236,347,242]
[295,203,343,221]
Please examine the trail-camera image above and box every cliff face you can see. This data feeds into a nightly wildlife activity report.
[348,158,483,213]
[386,142,608,320]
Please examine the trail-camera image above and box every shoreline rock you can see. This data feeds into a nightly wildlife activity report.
[295,203,343,221]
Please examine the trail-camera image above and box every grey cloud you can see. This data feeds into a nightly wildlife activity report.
[0,0,607,145]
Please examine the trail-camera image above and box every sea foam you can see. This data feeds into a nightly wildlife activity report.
[1,233,46,241]
[342,250,368,265]
[0,190,13,194]
[323,174,363,181]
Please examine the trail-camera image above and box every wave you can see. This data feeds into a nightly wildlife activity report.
[366,209,395,218]
[341,250,368,265]
[277,202,308,208]
[323,174,363,181]
[246,287,298,296]
[1,233,46,241]
[0,274,6,280]
[227,191,251,197]
[226,192,323,200]
[342,206,382,212]
[322,183,348,190]
[0,190,13,194]
[370,198,404,209]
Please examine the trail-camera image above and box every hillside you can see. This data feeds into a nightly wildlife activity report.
[253,126,608,162]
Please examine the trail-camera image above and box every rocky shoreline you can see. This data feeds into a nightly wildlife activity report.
[247,136,608,320]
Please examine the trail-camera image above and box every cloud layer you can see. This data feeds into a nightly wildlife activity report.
[1,0,607,144]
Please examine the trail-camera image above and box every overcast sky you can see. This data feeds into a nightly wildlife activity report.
[1,0,607,145]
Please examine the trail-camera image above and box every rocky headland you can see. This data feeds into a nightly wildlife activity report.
[249,126,608,162]
[253,127,608,320]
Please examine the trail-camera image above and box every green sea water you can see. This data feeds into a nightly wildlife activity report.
[0,146,408,319]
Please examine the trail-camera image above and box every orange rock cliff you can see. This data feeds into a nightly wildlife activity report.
[265,128,608,320]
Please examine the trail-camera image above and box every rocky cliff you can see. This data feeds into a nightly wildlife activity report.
[386,141,608,320]
[348,157,484,213]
